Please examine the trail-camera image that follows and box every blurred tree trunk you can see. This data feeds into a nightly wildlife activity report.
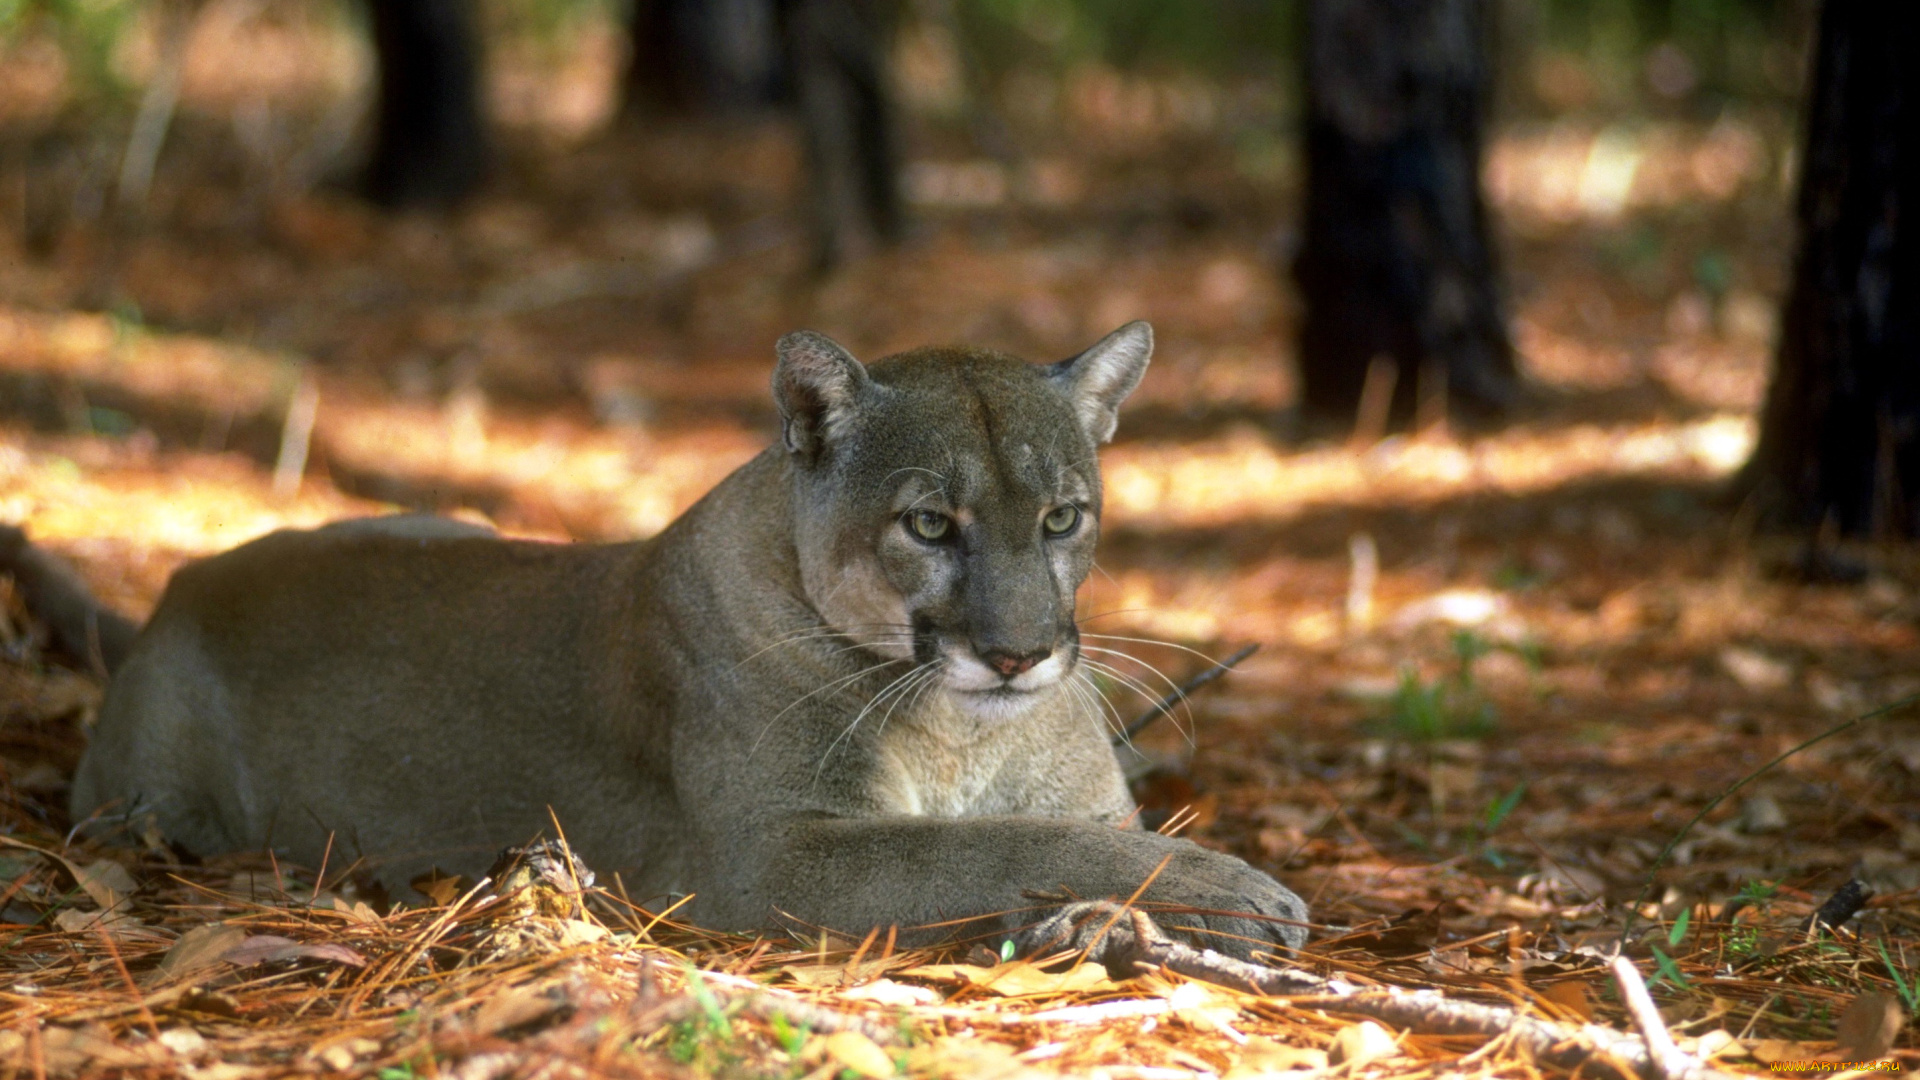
[624,0,790,116]
[625,0,902,270]
[779,0,902,268]
[1742,3,1920,537]
[1292,0,1515,432]
[362,0,488,207]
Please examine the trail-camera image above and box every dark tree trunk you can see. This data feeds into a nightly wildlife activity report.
[778,0,902,269]
[624,0,790,116]
[1741,3,1920,537]
[624,0,901,270]
[1292,0,1516,431]
[362,0,488,207]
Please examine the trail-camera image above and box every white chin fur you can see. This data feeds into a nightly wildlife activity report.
[940,648,1069,720]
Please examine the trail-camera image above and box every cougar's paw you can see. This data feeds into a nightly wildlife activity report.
[1016,846,1308,973]
[1017,901,1171,978]
[1137,842,1309,959]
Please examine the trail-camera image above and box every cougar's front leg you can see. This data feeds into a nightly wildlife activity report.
[757,815,1307,961]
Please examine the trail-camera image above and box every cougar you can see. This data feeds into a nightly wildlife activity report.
[38,323,1307,960]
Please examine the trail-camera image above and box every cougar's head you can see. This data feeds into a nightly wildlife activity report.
[772,323,1153,718]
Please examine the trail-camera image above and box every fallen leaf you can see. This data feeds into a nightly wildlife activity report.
[156,1028,207,1058]
[307,1037,381,1073]
[70,858,137,911]
[176,988,243,1017]
[903,1037,1029,1079]
[898,961,1112,997]
[1690,1029,1739,1061]
[823,1030,896,1079]
[1328,1021,1399,1068]
[52,907,98,933]
[153,924,250,983]
[1721,646,1793,692]
[777,963,850,988]
[53,907,143,938]
[1394,588,1509,630]
[409,869,468,906]
[330,896,381,924]
[1228,1037,1328,1075]
[185,1062,270,1080]
[40,1024,162,1071]
[1835,992,1905,1061]
[1169,980,1244,1036]
[1748,1039,1832,1065]
[555,918,607,945]
[837,978,941,1007]
[1333,907,1444,956]
[1738,794,1788,834]
[472,982,569,1036]
[219,934,366,968]
[1539,980,1595,1020]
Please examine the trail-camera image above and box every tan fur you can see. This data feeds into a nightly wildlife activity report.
[70,324,1307,957]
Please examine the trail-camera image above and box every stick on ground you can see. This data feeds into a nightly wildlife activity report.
[1117,911,1746,1080]
[1116,643,1260,745]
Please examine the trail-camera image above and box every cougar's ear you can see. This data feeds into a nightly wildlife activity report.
[1046,321,1153,444]
[774,330,870,460]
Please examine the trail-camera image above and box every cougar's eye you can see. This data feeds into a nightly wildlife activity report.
[906,510,951,542]
[1042,505,1080,536]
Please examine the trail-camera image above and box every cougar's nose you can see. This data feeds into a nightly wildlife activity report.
[982,648,1050,677]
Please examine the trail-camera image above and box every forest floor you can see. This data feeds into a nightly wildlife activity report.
[4,33,1920,1079]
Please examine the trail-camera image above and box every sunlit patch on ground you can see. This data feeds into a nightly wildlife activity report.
[1103,414,1754,531]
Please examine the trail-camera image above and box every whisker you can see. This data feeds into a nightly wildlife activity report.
[761,621,914,644]
[1080,658,1194,745]
[1078,632,1225,668]
[905,664,943,714]
[1075,634,1236,745]
[815,661,938,780]
[1068,671,1129,749]
[1075,607,1158,625]
[749,622,914,642]
[1078,645,1188,701]
[1079,658,1162,715]
[1089,676,1138,751]
[732,625,914,670]
[818,638,916,661]
[748,658,906,758]
[1059,672,1092,732]
[875,664,942,742]
[1071,669,1131,747]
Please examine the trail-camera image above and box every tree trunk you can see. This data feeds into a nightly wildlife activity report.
[778,0,902,270]
[362,0,488,208]
[1292,0,1516,432]
[624,0,790,117]
[624,0,901,270]
[1741,2,1920,537]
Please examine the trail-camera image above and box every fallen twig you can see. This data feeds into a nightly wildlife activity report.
[1611,954,1687,1080]
[1115,643,1260,745]
[1117,911,1746,1080]
[637,959,901,1045]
